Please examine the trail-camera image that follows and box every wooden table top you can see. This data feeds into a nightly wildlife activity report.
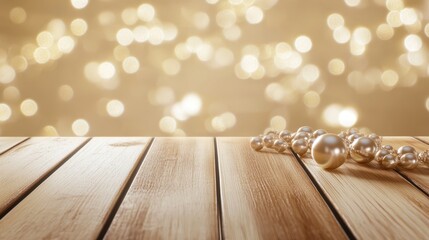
[0,137,428,240]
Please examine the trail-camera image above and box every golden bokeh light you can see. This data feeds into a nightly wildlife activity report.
[0,104,12,122]
[71,0,89,9]
[72,119,90,136]
[0,0,428,136]
[9,7,26,24]
[20,99,38,117]
[106,99,125,117]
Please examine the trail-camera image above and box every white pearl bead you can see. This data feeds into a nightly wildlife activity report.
[297,126,313,134]
[380,154,399,169]
[292,139,308,156]
[262,135,275,148]
[250,136,264,151]
[350,137,378,163]
[279,130,293,144]
[399,153,419,169]
[311,134,347,169]
[273,139,287,153]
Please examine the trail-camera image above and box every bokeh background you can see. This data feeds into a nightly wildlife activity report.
[0,0,428,136]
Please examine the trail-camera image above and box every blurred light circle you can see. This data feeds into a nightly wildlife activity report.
[0,103,12,122]
[400,8,418,25]
[294,35,312,53]
[303,91,320,108]
[0,65,16,84]
[106,99,125,117]
[9,7,27,24]
[98,62,116,79]
[137,3,156,22]
[328,58,345,75]
[122,56,140,74]
[58,36,75,53]
[72,119,90,136]
[339,108,358,127]
[404,34,422,52]
[327,13,344,30]
[240,55,259,73]
[70,18,88,36]
[20,99,38,117]
[71,0,88,9]
[333,26,351,44]
[37,31,54,48]
[245,6,264,24]
[116,28,134,46]
[159,116,177,133]
[376,23,394,40]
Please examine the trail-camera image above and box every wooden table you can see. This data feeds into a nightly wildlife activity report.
[0,137,428,239]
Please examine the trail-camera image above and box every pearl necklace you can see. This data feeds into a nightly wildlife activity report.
[250,126,429,170]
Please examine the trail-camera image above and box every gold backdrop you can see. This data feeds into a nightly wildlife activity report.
[0,0,428,136]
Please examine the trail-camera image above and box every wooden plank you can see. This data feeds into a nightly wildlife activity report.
[418,137,429,142]
[0,137,151,239]
[296,139,429,239]
[0,137,88,217]
[216,137,347,239]
[0,137,28,155]
[105,137,218,240]
[382,137,429,195]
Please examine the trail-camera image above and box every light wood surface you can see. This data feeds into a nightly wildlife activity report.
[0,137,88,216]
[0,137,27,155]
[105,137,218,240]
[382,137,429,195]
[216,137,347,240]
[0,137,151,239]
[296,143,429,239]
[1,136,429,239]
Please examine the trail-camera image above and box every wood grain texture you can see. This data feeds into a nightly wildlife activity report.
[417,137,429,143]
[0,137,88,216]
[382,137,429,195]
[0,137,28,155]
[296,142,429,239]
[105,137,218,240]
[0,137,151,240]
[217,137,347,240]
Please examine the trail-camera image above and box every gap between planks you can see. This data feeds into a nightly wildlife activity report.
[213,137,225,240]
[97,137,154,239]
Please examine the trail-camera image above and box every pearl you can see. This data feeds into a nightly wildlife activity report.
[397,146,417,157]
[291,139,308,157]
[380,154,399,169]
[250,136,264,151]
[381,145,395,153]
[279,130,293,144]
[350,137,378,163]
[311,133,347,169]
[338,131,348,140]
[293,131,311,141]
[273,139,287,153]
[307,138,315,149]
[418,150,429,166]
[297,126,313,134]
[346,128,360,135]
[347,133,363,144]
[399,153,419,169]
[313,129,327,139]
[375,149,390,163]
[368,133,382,147]
[262,135,275,148]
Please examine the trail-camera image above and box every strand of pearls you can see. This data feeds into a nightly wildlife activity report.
[250,126,429,170]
